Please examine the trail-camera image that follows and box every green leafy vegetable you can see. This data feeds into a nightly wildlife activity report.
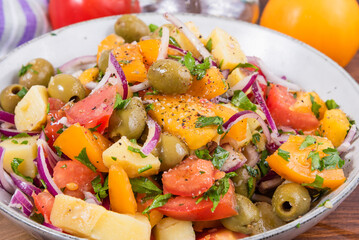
[325,99,339,110]
[278,148,290,161]
[20,140,28,145]
[310,94,321,119]
[11,158,33,183]
[114,94,131,110]
[138,164,152,174]
[232,63,259,73]
[89,124,102,133]
[16,87,28,98]
[46,103,50,114]
[180,52,210,80]
[149,24,159,32]
[308,151,322,171]
[205,38,212,52]
[169,36,181,48]
[127,146,147,158]
[322,148,344,169]
[195,116,223,128]
[194,149,212,160]
[258,149,269,176]
[91,175,109,201]
[245,165,259,177]
[143,193,172,214]
[74,148,97,172]
[252,133,261,145]
[247,177,254,196]
[231,90,257,111]
[18,64,34,77]
[145,103,154,112]
[302,175,324,189]
[299,135,317,150]
[212,146,229,169]
[130,177,162,195]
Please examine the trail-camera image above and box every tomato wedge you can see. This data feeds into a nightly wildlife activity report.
[196,228,248,240]
[158,181,238,221]
[32,191,55,223]
[162,156,215,197]
[266,84,319,130]
[44,98,66,147]
[66,84,118,134]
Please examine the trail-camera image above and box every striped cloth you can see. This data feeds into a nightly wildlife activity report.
[0,0,50,57]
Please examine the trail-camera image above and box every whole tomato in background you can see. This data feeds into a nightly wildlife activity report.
[49,0,140,29]
[260,0,359,67]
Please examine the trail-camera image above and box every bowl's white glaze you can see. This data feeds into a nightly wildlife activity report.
[0,13,358,240]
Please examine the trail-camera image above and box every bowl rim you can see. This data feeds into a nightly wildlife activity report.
[0,12,358,240]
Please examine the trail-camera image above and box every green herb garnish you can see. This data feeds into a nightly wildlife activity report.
[212,146,229,170]
[74,148,97,172]
[143,193,172,214]
[310,94,321,119]
[149,24,159,32]
[114,93,131,110]
[91,175,109,201]
[205,38,212,52]
[325,99,339,110]
[180,52,210,80]
[11,158,33,183]
[138,164,152,174]
[16,87,28,98]
[127,146,147,158]
[299,135,317,150]
[278,148,290,161]
[231,90,257,111]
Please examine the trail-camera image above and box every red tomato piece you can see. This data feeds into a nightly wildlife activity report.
[32,191,55,223]
[44,110,66,148]
[65,84,118,134]
[266,84,319,131]
[196,228,247,240]
[162,156,215,197]
[48,98,65,111]
[53,160,100,199]
[158,181,237,221]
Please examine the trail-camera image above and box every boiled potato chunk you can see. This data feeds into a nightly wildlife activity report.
[0,135,38,178]
[14,85,48,131]
[50,194,107,237]
[227,68,247,89]
[154,217,195,240]
[102,136,160,178]
[320,109,350,147]
[208,28,247,71]
[90,212,151,240]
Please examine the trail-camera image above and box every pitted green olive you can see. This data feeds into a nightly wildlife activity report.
[48,74,86,103]
[272,183,311,222]
[114,15,150,43]
[98,49,111,74]
[108,97,147,140]
[0,84,27,113]
[252,202,285,234]
[232,165,260,198]
[147,59,192,94]
[19,58,54,88]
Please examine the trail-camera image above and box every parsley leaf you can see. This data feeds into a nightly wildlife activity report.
[245,165,259,177]
[149,23,159,32]
[114,94,131,110]
[232,63,259,72]
[138,164,152,174]
[18,64,33,76]
[322,148,344,169]
[128,146,147,158]
[54,146,63,157]
[195,116,223,128]
[194,149,212,160]
[89,124,101,132]
[180,52,210,80]
[308,151,322,171]
[212,146,229,169]
[299,135,317,150]
[169,36,181,48]
[325,99,339,110]
[278,148,290,161]
[247,176,255,196]
[310,94,321,119]
[143,193,172,214]
[145,103,154,112]
[302,175,324,189]
[11,158,33,182]
[205,38,212,52]
[91,175,108,201]
[252,133,261,145]
[130,177,162,195]
[16,87,28,98]
[74,148,97,172]
[258,149,269,176]
[231,90,257,111]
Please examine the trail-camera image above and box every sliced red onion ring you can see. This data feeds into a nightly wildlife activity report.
[337,125,357,153]
[141,118,161,155]
[242,73,258,93]
[247,56,301,91]
[0,147,15,193]
[222,110,271,144]
[157,26,170,60]
[130,81,151,93]
[43,222,62,232]
[39,131,63,163]
[9,189,33,217]
[220,145,247,173]
[0,188,11,204]
[10,173,41,196]
[168,45,201,64]
[36,142,62,196]
[0,122,40,137]
[91,52,129,99]
[164,13,211,59]
[0,111,15,124]
[102,197,110,210]
[221,69,230,79]
[84,191,101,205]
[58,55,97,74]
[222,73,257,98]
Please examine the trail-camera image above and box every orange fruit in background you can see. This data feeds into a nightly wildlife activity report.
[260,0,359,67]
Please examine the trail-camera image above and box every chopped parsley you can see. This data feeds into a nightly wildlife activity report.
[18,64,37,77]
[130,177,162,196]
[231,62,259,73]
[11,158,33,183]
[145,89,159,95]
[89,124,101,133]
[20,140,28,145]
[296,223,301,228]
[212,146,229,169]
[114,94,131,110]
[195,116,223,128]
[308,151,321,171]
[310,94,321,119]
[11,140,18,144]
[194,149,212,160]
[143,193,172,214]
[231,90,257,111]
[149,23,159,32]
[60,164,67,169]
[40,179,47,189]
[325,99,339,110]
[167,54,182,60]
[252,133,261,145]
[16,87,28,98]
[247,177,255,196]
[258,149,269,176]
[46,103,50,114]
[56,68,62,74]
[111,156,117,161]
[180,52,210,80]
[127,146,147,158]
[245,165,259,177]
[118,60,131,65]
[219,59,224,69]
[302,175,325,189]
[138,164,152,174]
[322,148,344,169]
[145,103,154,112]
[278,148,290,161]
[74,148,97,172]
[91,175,109,201]
[54,146,63,157]
[130,139,137,144]
[56,125,68,134]
[205,38,212,52]
[169,36,181,48]
[299,135,317,150]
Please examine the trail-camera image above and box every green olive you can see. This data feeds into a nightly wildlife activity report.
[114,15,150,43]
[232,165,260,198]
[272,183,311,222]
[98,49,111,74]
[19,58,54,88]
[156,133,189,171]
[0,84,27,113]
[148,59,192,94]
[221,194,260,235]
[252,202,285,234]
[48,74,86,103]
[108,97,147,140]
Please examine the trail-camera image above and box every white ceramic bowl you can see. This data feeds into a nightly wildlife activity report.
[0,13,358,240]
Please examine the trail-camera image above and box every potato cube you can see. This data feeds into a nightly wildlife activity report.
[154,217,195,240]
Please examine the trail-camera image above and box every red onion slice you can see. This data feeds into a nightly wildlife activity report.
[164,13,211,59]
[58,55,97,74]
[130,81,151,93]
[10,173,41,197]
[247,56,301,91]
[43,222,62,232]
[36,142,62,196]
[0,111,15,124]
[221,69,230,79]
[0,147,15,193]
[157,26,170,60]
[39,131,63,163]
[223,73,257,98]
[337,125,357,153]
[0,122,40,137]
[84,191,101,205]
[141,118,161,155]
[222,110,272,144]
[220,145,247,173]
[9,189,33,217]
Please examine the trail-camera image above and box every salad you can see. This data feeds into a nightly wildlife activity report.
[0,13,357,240]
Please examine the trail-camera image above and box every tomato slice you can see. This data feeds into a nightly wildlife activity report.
[65,84,118,134]
[32,191,55,223]
[266,84,319,130]
[44,98,66,147]
[162,156,215,197]
[158,181,237,221]
[53,160,100,199]
[196,228,248,240]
